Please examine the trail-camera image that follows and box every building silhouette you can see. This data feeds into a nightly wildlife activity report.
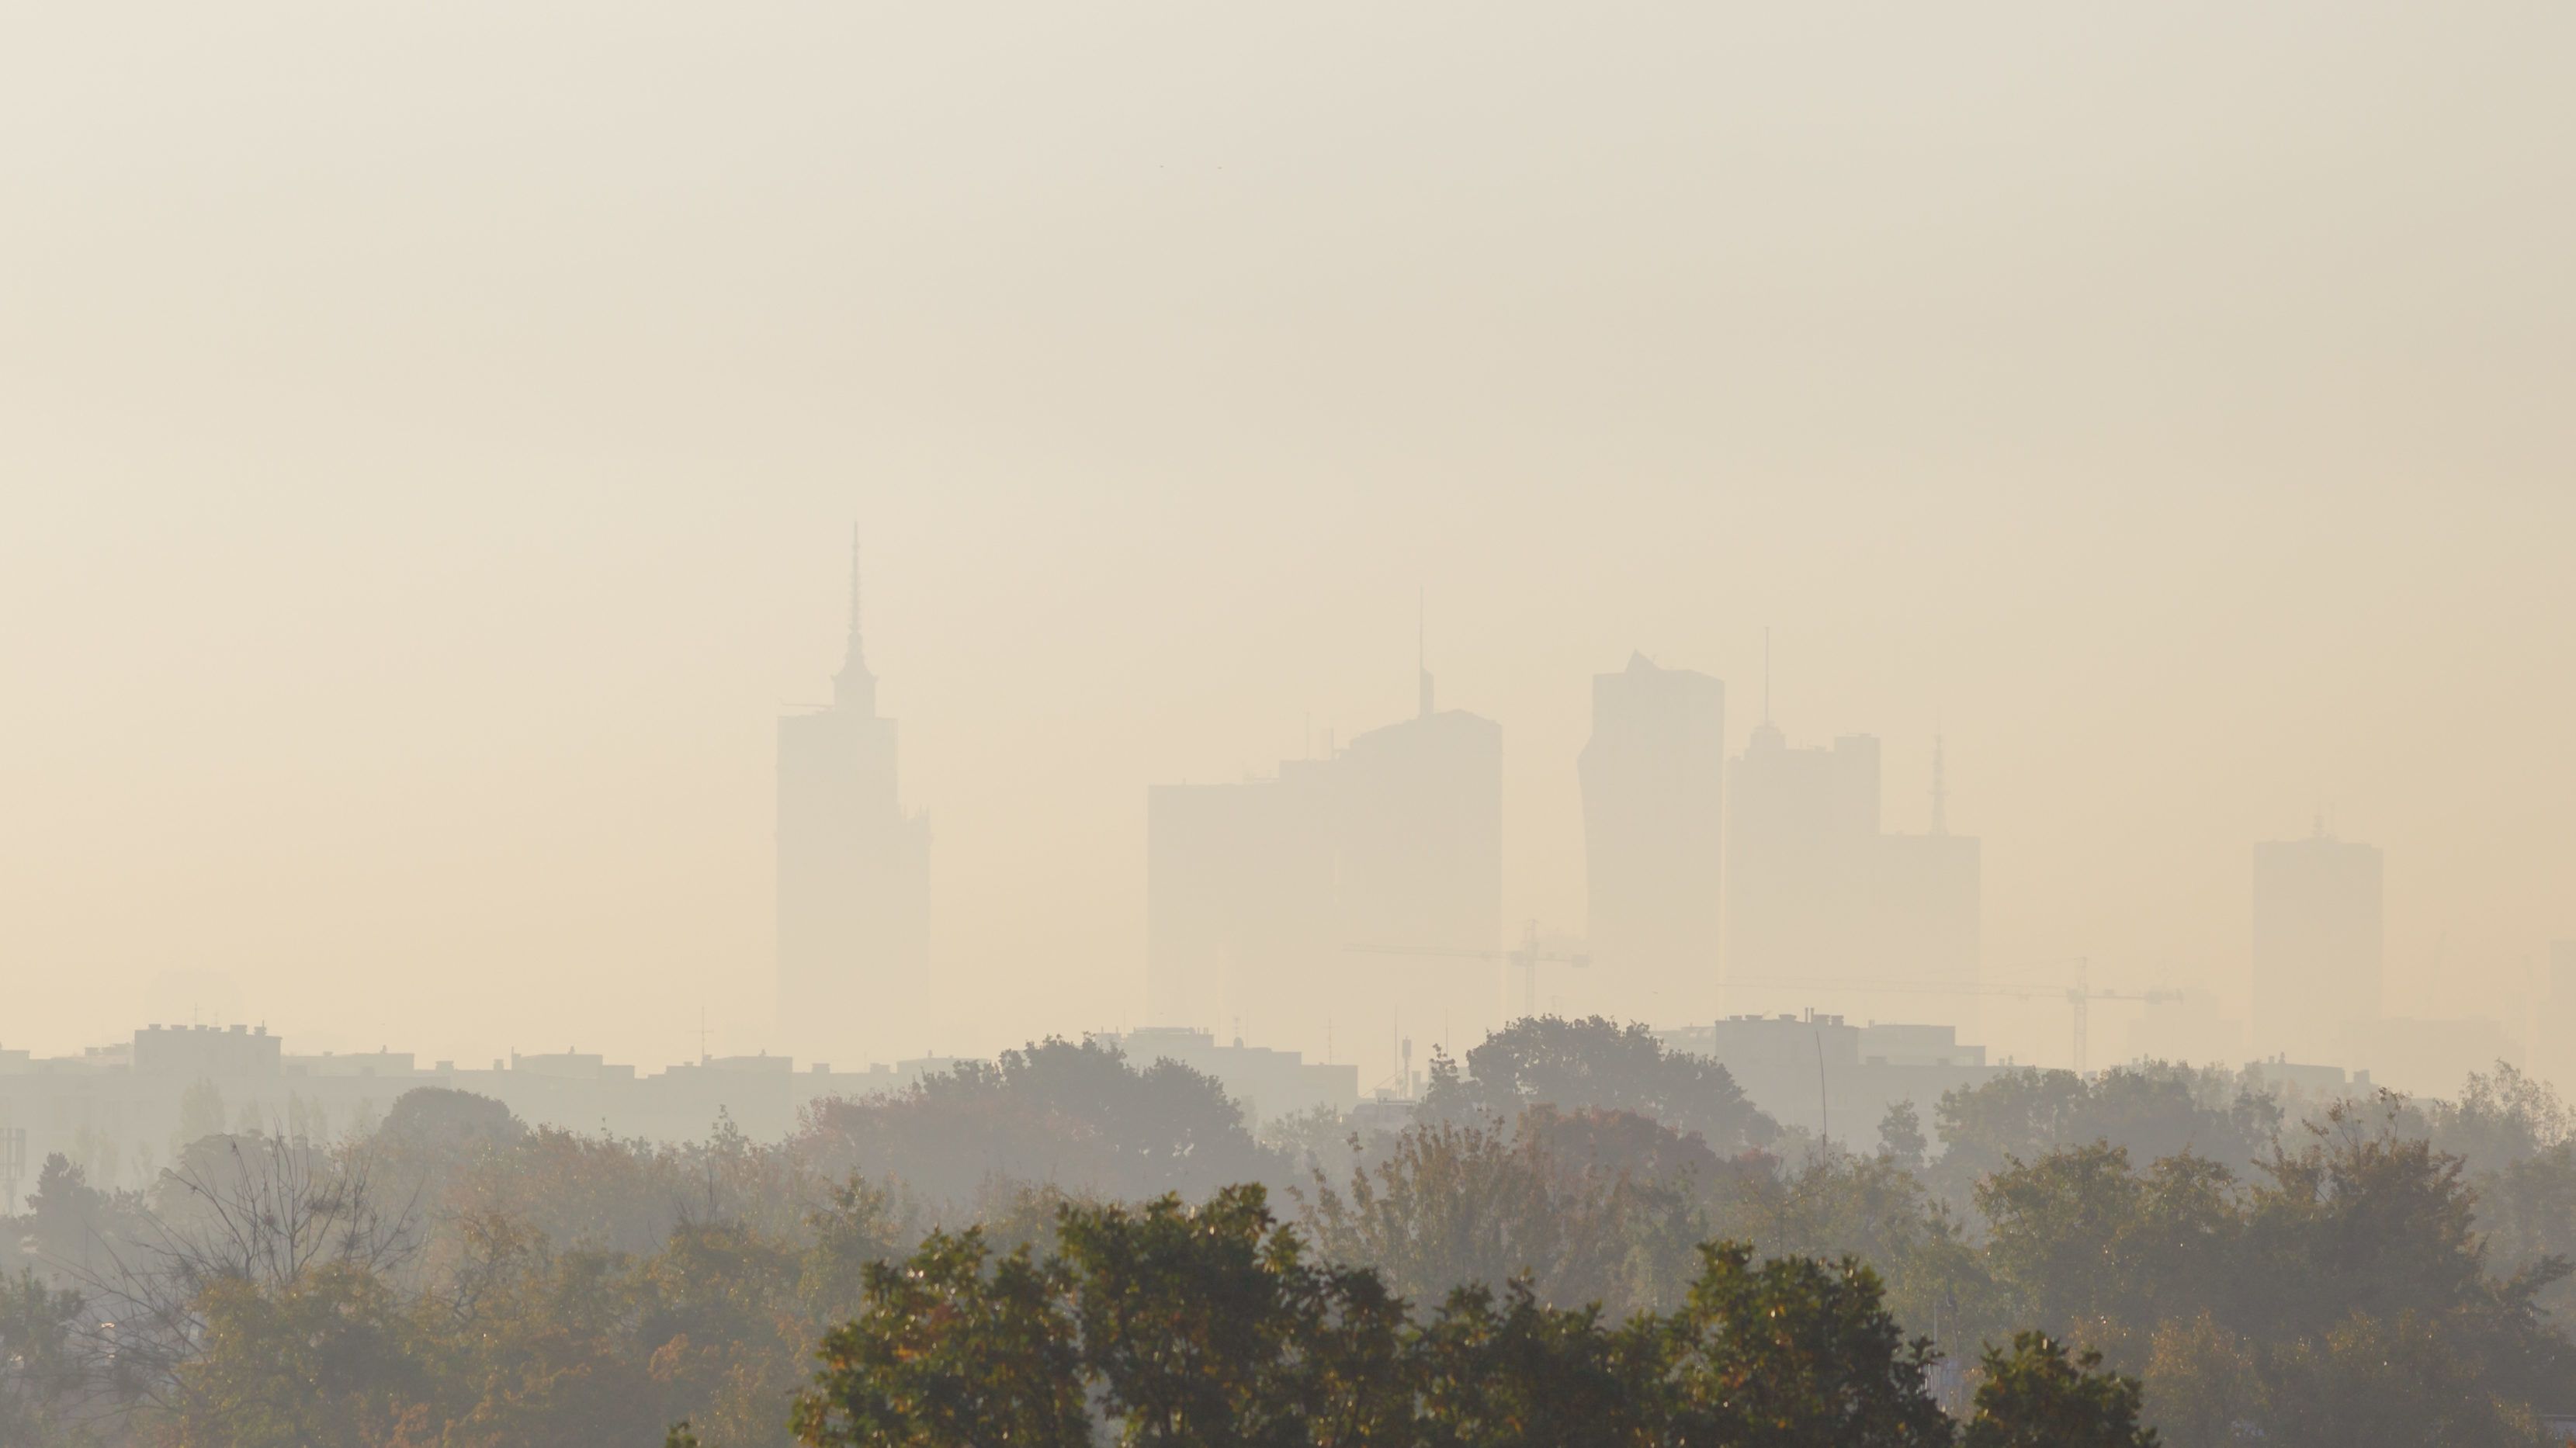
[776,533,929,1064]
[0,1023,985,1196]
[2250,824,2382,1064]
[1146,646,1499,1089]
[1579,653,1725,1026]
[1146,757,1337,1047]
[1870,740,1982,1027]
[1724,723,1980,1024]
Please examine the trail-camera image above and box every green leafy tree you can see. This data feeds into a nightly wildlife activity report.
[1934,1065,2279,1208]
[1961,1332,2155,1448]
[2262,1309,2546,1448]
[2141,1313,2266,1448]
[1056,1186,1410,1446]
[799,1173,911,1321]
[802,1038,1276,1209]
[1649,1242,1952,1448]
[1421,1016,1777,1152]
[1977,1145,2241,1343]
[1412,1280,1657,1448]
[1879,1099,1929,1174]
[0,1269,94,1446]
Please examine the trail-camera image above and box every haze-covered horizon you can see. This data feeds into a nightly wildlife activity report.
[6,3,2573,1089]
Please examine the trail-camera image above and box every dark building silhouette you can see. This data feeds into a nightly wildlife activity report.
[1579,653,1726,1026]
[776,534,929,1063]
[1146,649,1499,1089]
[1725,724,1980,1024]
[2250,824,2382,1064]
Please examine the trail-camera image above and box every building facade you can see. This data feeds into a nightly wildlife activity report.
[1579,653,1726,1027]
[2250,826,2382,1065]
[1724,726,1981,1025]
[1145,659,1500,1091]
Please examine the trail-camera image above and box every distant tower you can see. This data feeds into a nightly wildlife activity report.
[1146,631,1499,1090]
[2251,824,2383,1063]
[833,533,875,713]
[776,530,931,1064]
[1580,653,1726,1024]
[1723,681,1979,1036]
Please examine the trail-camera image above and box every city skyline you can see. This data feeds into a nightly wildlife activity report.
[740,539,2529,1095]
[7,518,2565,1087]
[9,3,2574,1085]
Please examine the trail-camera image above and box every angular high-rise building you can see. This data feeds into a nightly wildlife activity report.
[2250,825,2382,1063]
[1146,651,1499,1090]
[1725,726,1980,1025]
[776,533,930,1064]
[1725,724,1882,983]
[1579,653,1726,1027]
[1146,757,1338,1040]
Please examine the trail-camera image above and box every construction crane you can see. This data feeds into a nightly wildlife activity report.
[1724,958,2179,1076]
[1347,920,1591,1019]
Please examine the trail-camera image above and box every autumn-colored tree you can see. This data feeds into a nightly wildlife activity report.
[790,1228,1090,1448]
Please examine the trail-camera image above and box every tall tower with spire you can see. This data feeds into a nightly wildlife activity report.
[776,529,930,1064]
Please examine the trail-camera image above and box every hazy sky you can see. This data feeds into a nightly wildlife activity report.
[5,2,2572,1076]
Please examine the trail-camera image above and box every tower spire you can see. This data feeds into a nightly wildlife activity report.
[832,525,877,712]
[846,525,862,650]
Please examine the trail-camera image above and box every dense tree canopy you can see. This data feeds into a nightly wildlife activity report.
[6,1029,2572,1446]
[1421,1016,1779,1154]
[1931,1062,2282,1206]
[792,1187,2133,1448]
[799,1037,1276,1211]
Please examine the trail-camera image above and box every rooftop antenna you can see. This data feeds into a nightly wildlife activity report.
[833,525,876,710]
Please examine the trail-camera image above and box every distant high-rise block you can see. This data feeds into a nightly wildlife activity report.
[1724,726,1979,1024]
[777,533,930,1063]
[1146,662,1500,1090]
[1725,725,1881,982]
[1579,653,1725,1025]
[1146,760,1337,1041]
[2250,827,2382,1062]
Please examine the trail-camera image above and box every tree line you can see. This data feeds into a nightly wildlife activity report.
[4,1017,2573,1446]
